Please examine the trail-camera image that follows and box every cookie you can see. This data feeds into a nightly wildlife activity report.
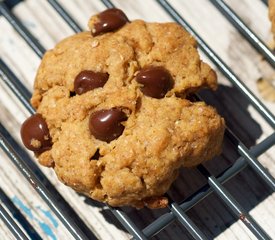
[269,0,275,40]
[21,8,225,208]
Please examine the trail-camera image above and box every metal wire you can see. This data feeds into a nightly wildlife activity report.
[0,58,34,114]
[197,164,271,240]
[208,176,270,240]
[100,0,115,8]
[0,0,274,239]
[238,142,275,191]
[0,202,28,240]
[262,0,268,6]
[209,0,275,68]
[0,2,45,58]
[224,127,275,190]
[47,0,82,33]
[0,187,42,240]
[109,206,148,240]
[169,202,208,240]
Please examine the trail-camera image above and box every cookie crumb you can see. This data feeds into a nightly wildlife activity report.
[31,139,41,148]
[257,77,275,102]
[91,40,99,48]
[144,196,168,209]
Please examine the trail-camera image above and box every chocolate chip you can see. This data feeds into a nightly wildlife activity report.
[20,114,52,153]
[74,70,109,95]
[136,66,174,99]
[92,8,129,36]
[70,91,76,97]
[90,149,101,160]
[89,108,127,142]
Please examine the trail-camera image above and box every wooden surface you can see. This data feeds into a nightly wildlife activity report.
[0,0,274,239]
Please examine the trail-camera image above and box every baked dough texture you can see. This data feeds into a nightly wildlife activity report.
[30,14,225,208]
[270,0,275,39]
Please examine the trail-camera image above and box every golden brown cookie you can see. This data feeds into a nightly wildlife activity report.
[21,9,225,208]
[269,0,275,40]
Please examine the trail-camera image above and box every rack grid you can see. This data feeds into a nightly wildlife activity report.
[0,0,274,239]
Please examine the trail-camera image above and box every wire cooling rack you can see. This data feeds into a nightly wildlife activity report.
[0,0,274,239]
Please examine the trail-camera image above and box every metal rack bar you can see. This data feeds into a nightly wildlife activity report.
[197,165,271,240]
[156,0,275,129]
[0,58,34,114]
[211,176,271,240]
[169,202,208,240]
[262,0,268,6]
[238,142,275,191]
[209,0,275,68]
[0,202,28,240]
[0,2,45,58]
[0,122,91,240]
[208,176,271,240]
[225,128,275,190]
[101,0,115,8]
[47,0,82,33]
[143,132,275,237]
[0,187,42,240]
[109,206,147,240]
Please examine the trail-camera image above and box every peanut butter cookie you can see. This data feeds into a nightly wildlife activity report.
[21,9,225,208]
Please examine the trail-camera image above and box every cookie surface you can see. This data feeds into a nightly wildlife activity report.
[24,10,225,208]
[269,0,275,39]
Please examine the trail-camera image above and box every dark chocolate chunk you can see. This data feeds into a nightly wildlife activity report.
[89,108,127,142]
[90,149,101,160]
[136,66,174,99]
[70,91,76,97]
[74,70,109,95]
[92,8,129,36]
[20,114,52,153]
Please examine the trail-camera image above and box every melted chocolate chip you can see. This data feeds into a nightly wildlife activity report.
[92,8,129,36]
[20,114,52,153]
[74,70,109,95]
[136,66,174,99]
[89,108,127,142]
